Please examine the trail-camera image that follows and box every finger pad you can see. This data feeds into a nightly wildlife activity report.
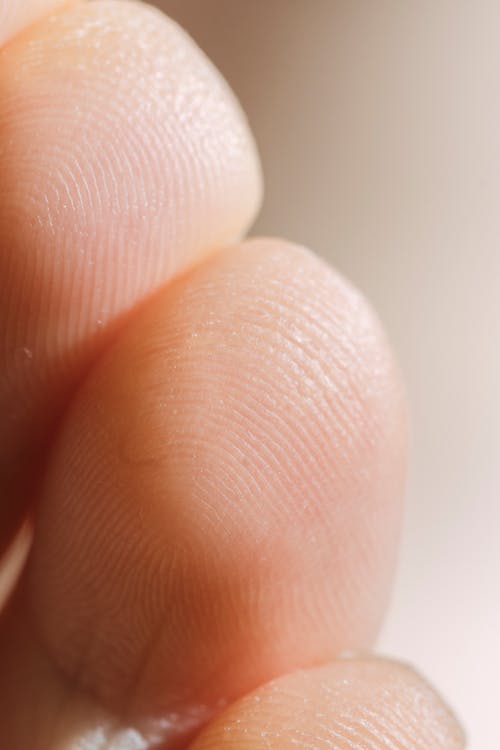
[28,239,406,725]
[190,659,464,750]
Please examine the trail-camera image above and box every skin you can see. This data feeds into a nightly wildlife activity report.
[0,1,465,748]
[0,0,69,45]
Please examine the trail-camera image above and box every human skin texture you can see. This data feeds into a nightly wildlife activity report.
[0,0,261,552]
[0,1,464,748]
[0,0,69,45]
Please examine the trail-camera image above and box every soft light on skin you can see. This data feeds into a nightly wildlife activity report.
[0,0,70,45]
[0,523,31,611]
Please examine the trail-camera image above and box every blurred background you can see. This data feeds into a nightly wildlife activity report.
[154,2,498,747]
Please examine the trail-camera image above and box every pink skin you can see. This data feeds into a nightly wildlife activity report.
[0,0,69,46]
[0,0,260,551]
[0,2,464,748]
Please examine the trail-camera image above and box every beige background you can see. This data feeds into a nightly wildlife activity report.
[157,3,500,748]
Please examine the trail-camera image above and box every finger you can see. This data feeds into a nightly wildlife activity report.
[190,657,465,750]
[0,0,261,550]
[0,239,406,747]
[0,0,69,46]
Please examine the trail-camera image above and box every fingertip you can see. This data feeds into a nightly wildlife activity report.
[26,238,407,720]
[190,657,465,750]
[0,0,262,550]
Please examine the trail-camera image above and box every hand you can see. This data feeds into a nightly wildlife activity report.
[0,2,465,748]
